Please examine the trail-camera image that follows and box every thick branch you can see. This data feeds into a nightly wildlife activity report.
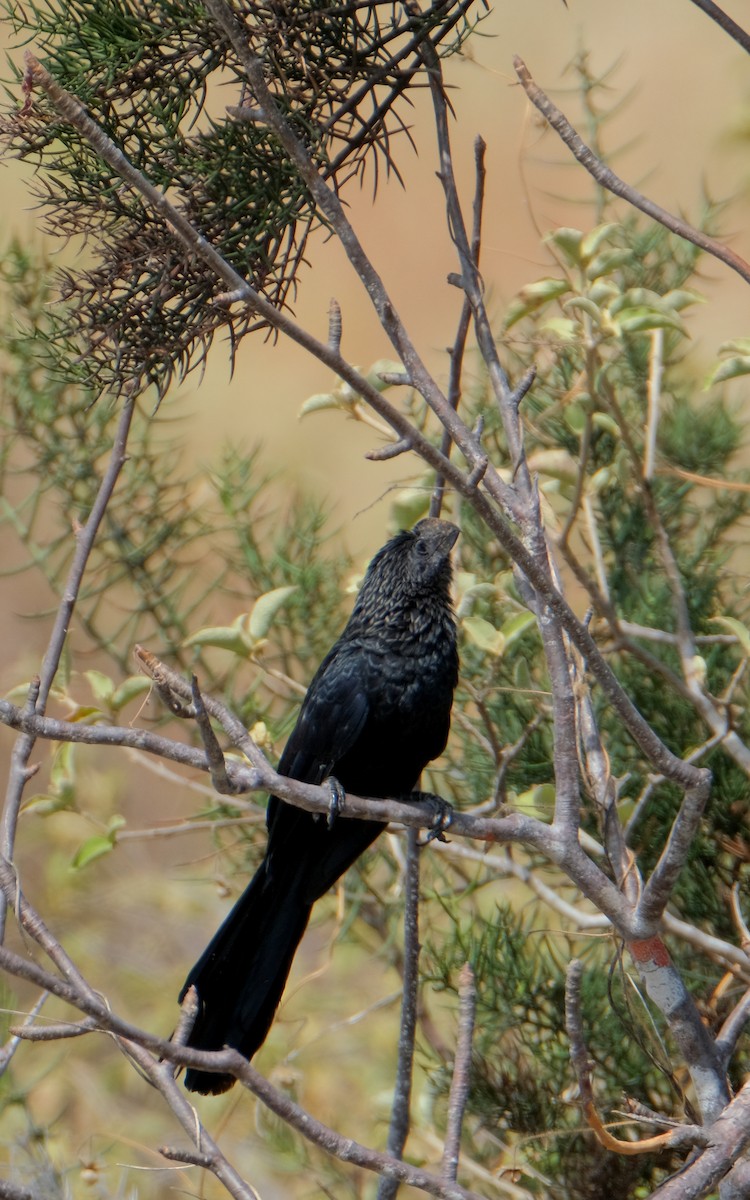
[650,1081,750,1199]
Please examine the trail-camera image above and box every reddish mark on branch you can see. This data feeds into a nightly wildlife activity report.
[628,935,671,967]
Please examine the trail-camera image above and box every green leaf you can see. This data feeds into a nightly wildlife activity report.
[611,307,686,336]
[585,248,633,280]
[609,287,665,316]
[592,412,620,437]
[503,278,571,329]
[184,622,253,656]
[365,360,406,391]
[564,402,588,436]
[540,317,579,342]
[247,586,298,642]
[579,222,622,263]
[706,355,750,386]
[528,448,579,485]
[299,391,351,417]
[588,466,613,495]
[499,611,536,649]
[544,226,583,266]
[462,615,504,656]
[711,616,750,657]
[517,782,557,816]
[717,338,750,356]
[71,835,116,871]
[662,288,705,311]
[589,279,620,306]
[84,670,115,706]
[390,486,431,531]
[23,792,74,816]
[110,676,152,712]
[68,705,109,725]
[562,296,602,322]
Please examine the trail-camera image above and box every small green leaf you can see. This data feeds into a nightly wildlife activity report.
[365,360,406,391]
[707,355,750,386]
[717,338,750,356]
[611,307,686,336]
[85,670,115,706]
[528,448,579,485]
[585,248,633,280]
[184,623,253,656]
[299,391,351,418]
[579,223,622,263]
[517,782,557,815]
[564,402,588,436]
[247,587,298,642]
[541,317,579,342]
[71,835,116,871]
[562,296,602,322]
[609,287,664,316]
[68,705,108,725]
[23,792,74,816]
[589,280,620,306]
[462,615,504,656]
[662,288,705,311]
[499,611,536,649]
[110,676,152,712]
[513,656,532,691]
[588,466,613,495]
[592,412,620,437]
[544,226,583,266]
[504,278,570,329]
[390,486,431,531]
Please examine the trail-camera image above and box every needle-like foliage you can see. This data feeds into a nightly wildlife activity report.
[0,0,482,399]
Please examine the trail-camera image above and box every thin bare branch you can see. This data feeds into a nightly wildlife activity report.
[0,394,135,940]
[513,56,750,287]
[378,828,421,1200]
[441,962,476,1182]
[687,0,750,53]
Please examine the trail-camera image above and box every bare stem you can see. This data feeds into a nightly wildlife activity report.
[0,394,135,941]
[687,0,750,54]
[378,828,421,1200]
[513,56,750,287]
[441,963,477,1182]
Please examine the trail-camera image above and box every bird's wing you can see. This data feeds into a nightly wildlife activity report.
[266,642,370,833]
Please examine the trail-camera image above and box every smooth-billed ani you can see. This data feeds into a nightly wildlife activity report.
[180,517,459,1094]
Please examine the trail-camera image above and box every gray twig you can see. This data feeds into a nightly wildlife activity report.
[378,828,421,1200]
[0,394,135,941]
[441,963,477,1182]
[513,55,750,287]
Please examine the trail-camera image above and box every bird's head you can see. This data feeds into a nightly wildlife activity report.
[356,518,460,610]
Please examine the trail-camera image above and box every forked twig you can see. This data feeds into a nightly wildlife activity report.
[513,56,750,287]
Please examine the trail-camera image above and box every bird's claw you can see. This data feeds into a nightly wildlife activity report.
[407,791,453,845]
[326,776,346,829]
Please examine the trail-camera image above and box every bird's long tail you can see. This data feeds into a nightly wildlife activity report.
[180,860,312,1095]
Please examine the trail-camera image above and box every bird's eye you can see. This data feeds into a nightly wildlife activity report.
[415,539,429,556]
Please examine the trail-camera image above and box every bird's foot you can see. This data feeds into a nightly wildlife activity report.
[405,791,453,845]
[325,776,346,829]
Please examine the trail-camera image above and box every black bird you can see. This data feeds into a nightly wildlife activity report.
[180,518,459,1094]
